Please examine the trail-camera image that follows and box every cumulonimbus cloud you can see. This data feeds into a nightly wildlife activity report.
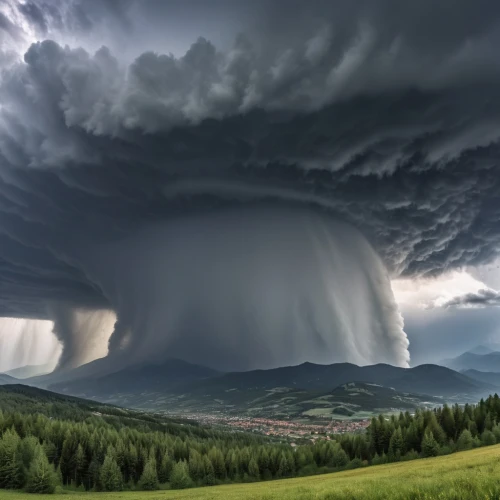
[0,0,499,371]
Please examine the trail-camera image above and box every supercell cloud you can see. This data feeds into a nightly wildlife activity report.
[0,0,499,371]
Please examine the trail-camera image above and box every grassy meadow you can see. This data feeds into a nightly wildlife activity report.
[1,444,500,500]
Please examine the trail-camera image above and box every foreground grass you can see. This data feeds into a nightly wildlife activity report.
[2,445,500,499]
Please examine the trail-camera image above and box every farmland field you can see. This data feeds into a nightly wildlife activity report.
[1,445,500,499]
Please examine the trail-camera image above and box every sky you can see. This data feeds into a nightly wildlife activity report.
[1,0,500,372]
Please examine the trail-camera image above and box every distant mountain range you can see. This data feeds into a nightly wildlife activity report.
[462,370,500,387]
[442,350,500,372]
[49,358,220,396]
[181,361,486,396]
[48,359,487,398]
[467,345,496,355]
[4,363,54,379]
[0,374,17,385]
[439,345,500,393]
[39,358,491,420]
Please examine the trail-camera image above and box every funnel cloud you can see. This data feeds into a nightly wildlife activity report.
[49,305,114,371]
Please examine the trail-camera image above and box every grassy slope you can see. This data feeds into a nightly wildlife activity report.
[2,445,500,499]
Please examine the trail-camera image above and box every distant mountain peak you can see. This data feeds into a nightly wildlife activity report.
[467,345,495,355]
[5,363,55,379]
[0,373,19,385]
[441,349,500,373]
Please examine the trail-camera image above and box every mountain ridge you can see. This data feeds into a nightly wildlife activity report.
[0,373,18,385]
[4,363,54,379]
[442,351,500,372]
[46,358,489,402]
[462,369,500,387]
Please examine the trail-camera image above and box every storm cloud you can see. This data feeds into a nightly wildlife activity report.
[443,289,500,309]
[0,0,499,371]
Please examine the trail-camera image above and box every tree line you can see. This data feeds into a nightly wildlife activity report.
[1,393,500,493]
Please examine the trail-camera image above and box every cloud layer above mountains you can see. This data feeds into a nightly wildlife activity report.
[0,0,499,370]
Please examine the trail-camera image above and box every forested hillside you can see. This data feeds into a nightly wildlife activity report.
[1,385,500,494]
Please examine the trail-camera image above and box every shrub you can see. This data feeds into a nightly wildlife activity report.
[401,450,419,461]
[481,430,496,446]
[346,458,363,469]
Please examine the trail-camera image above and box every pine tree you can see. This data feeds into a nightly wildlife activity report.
[278,452,291,477]
[74,443,86,486]
[115,439,127,479]
[269,447,281,475]
[188,449,205,483]
[170,460,192,490]
[137,447,147,480]
[87,459,101,491]
[42,441,58,464]
[484,412,493,431]
[159,453,173,483]
[425,412,446,445]
[20,436,38,470]
[404,422,420,452]
[389,427,404,458]
[421,431,439,457]
[239,447,251,473]
[25,444,59,494]
[456,429,474,451]
[100,453,123,492]
[331,443,349,467]
[369,417,381,454]
[59,432,76,485]
[127,444,138,483]
[380,419,393,454]
[0,428,24,489]
[227,451,239,479]
[248,457,260,479]
[139,456,159,490]
[441,405,456,439]
[203,455,215,486]
[208,447,226,479]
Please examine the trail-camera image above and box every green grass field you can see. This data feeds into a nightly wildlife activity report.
[1,445,500,499]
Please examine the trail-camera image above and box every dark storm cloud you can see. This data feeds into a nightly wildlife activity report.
[443,289,500,308]
[17,2,49,34]
[0,11,22,40]
[0,0,500,368]
[15,0,129,38]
